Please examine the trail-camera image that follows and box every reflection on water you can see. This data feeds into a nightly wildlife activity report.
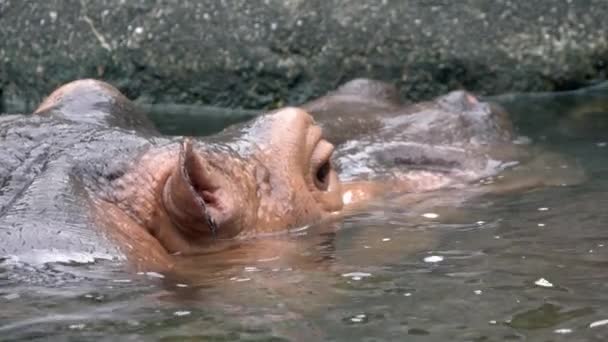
[3,86,608,341]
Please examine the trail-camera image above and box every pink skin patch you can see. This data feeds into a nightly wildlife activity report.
[465,93,479,104]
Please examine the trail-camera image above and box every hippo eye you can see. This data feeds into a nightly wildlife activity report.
[315,160,331,190]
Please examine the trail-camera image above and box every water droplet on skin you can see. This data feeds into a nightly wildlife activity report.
[342,191,353,205]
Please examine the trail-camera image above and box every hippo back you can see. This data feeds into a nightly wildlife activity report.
[0,88,163,264]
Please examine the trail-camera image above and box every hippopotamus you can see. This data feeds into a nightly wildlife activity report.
[302,79,583,206]
[0,78,582,272]
[0,80,345,270]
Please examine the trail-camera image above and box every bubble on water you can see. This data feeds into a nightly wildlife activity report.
[474,290,482,295]
[2,293,20,300]
[404,293,412,297]
[538,207,550,211]
[69,324,85,330]
[176,284,188,288]
[382,238,391,242]
[342,272,372,281]
[554,328,573,334]
[112,279,132,283]
[424,255,444,263]
[596,142,607,147]
[349,313,367,323]
[534,278,554,288]
[489,320,497,325]
[174,311,191,317]
[230,277,251,282]
[590,319,608,328]
[513,136,532,145]
[537,223,545,227]
[422,212,439,219]
[476,221,485,225]
[145,272,165,279]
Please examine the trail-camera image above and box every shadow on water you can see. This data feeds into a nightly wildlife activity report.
[2,83,608,341]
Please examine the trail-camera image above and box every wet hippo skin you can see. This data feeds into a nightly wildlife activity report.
[0,79,583,271]
[302,78,584,206]
[0,80,343,269]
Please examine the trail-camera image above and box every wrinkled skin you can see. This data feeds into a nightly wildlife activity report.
[0,78,583,272]
[0,79,343,269]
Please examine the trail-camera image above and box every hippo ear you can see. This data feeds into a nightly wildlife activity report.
[34,79,156,133]
[162,138,219,237]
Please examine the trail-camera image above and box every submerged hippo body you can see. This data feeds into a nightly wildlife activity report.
[0,80,342,268]
[303,79,581,203]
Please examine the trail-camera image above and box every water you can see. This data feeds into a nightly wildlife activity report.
[2,88,608,341]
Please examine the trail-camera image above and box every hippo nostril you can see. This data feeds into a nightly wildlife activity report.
[315,160,331,190]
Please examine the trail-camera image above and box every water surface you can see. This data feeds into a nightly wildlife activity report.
[2,87,608,341]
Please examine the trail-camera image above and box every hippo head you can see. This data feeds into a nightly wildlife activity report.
[158,107,344,249]
[34,80,343,260]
